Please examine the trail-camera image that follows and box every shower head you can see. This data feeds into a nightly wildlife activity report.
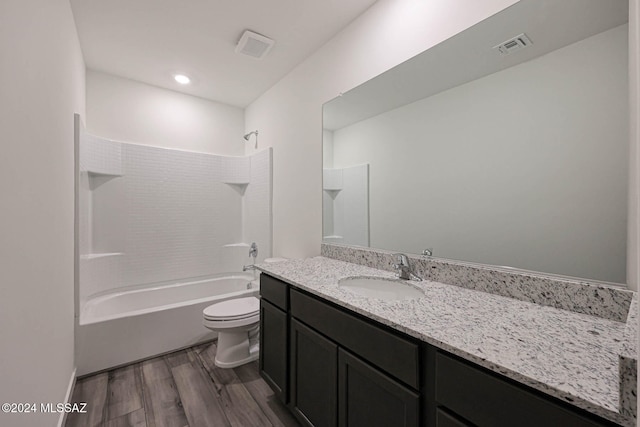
[243,130,259,149]
[243,130,258,141]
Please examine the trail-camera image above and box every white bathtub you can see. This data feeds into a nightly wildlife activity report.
[76,273,259,376]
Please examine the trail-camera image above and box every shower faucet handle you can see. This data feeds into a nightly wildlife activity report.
[249,242,258,258]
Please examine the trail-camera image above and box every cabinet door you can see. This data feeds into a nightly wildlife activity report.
[290,319,338,427]
[436,408,472,427]
[338,349,419,427]
[259,299,288,403]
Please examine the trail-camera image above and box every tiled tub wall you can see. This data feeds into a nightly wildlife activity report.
[321,243,634,323]
[78,129,272,304]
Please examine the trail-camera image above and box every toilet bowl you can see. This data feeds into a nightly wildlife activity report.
[202,296,260,368]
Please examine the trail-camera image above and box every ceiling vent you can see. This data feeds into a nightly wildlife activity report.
[493,33,532,56]
[235,30,275,59]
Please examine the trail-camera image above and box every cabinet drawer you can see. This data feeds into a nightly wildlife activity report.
[290,288,419,389]
[435,352,611,427]
[260,274,289,310]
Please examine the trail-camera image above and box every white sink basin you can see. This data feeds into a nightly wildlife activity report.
[338,276,424,301]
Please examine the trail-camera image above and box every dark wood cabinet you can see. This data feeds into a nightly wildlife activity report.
[259,274,621,427]
[290,288,419,389]
[338,348,419,427]
[434,352,618,427]
[261,274,289,310]
[435,408,472,427]
[288,286,420,427]
[288,289,418,427]
[259,299,288,403]
[290,319,338,427]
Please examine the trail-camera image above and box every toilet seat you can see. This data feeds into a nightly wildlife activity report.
[203,297,259,321]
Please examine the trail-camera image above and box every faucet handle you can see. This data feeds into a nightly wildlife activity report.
[391,253,422,281]
[249,242,258,258]
[393,253,409,266]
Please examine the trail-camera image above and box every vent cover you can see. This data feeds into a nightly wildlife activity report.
[493,33,532,56]
[235,30,275,59]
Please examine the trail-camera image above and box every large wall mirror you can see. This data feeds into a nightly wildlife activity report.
[322,0,629,284]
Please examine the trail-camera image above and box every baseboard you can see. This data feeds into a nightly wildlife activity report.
[57,367,77,427]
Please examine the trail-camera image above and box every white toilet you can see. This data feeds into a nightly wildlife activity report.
[202,296,260,368]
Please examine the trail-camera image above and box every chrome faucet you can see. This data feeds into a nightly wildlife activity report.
[392,253,422,281]
[244,242,258,272]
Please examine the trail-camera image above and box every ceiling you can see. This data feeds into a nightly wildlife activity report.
[70,0,378,108]
[324,0,629,130]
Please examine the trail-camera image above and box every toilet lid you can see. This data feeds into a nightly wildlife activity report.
[203,297,259,320]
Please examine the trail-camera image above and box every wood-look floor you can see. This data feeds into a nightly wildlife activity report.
[65,342,300,427]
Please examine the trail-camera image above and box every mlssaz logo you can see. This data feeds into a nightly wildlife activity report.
[41,403,88,413]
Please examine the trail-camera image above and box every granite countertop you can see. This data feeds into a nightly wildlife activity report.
[257,256,637,426]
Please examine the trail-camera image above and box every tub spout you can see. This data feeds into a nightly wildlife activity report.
[243,264,256,272]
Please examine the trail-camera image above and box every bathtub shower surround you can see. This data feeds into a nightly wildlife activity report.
[76,120,272,374]
[78,130,272,302]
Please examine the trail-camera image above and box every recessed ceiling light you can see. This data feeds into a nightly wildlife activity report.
[174,74,191,84]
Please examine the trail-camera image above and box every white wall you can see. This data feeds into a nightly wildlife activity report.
[244,0,519,259]
[86,70,244,156]
[331,25,628,284]
[0,1,85,426]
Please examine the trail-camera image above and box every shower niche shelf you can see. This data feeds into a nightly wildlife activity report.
[323,188,341,200]
[86,171,121,186]
[81,169,125,259]
[224,182,249,196]
[223,243,251,248]
[87,171,122,177]
[322,235,344,244]
[81,252,123,260]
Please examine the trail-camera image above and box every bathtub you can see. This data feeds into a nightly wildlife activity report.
[76,273,259,376]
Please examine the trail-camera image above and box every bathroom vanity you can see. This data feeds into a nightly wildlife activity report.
[257,256,637,427]
[294,1,635,425]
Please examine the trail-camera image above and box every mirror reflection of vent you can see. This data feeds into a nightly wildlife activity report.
[493,33,532,56]
[235,30,275,59]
